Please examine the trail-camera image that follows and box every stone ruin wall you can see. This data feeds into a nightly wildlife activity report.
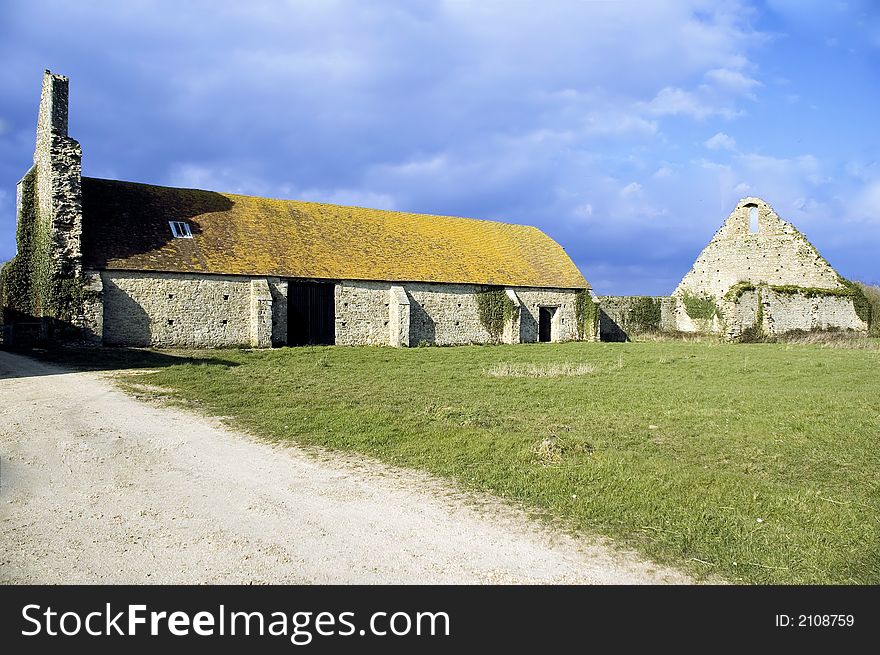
[5,70,84,343]
[720,288,866,339]
[674,197,842,301]
[670,197,865,338]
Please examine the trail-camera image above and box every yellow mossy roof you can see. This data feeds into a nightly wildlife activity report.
[81,177,588,289]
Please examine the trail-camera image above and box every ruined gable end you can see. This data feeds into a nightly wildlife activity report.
[671,197,868,338]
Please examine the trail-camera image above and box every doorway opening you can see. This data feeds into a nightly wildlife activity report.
[287,281,336,346]
[538,307,555,343]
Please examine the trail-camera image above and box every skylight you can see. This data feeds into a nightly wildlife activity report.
[169,221,193,238]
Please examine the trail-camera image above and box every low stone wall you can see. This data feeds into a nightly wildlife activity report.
[596,296,676,341]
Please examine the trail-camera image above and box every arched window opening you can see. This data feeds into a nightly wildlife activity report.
[747,205,759,233]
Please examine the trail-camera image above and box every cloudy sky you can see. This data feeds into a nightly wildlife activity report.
[1,0,877,293]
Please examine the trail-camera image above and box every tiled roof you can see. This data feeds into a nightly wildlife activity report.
[81,177,588,289]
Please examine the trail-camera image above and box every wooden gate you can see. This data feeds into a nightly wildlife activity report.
[287,281,336,346]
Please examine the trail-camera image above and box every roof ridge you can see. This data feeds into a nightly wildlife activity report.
[81,176,540,230]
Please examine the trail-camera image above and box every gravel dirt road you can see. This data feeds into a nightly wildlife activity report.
[0,350,690,584]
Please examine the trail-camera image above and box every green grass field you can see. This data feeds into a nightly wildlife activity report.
[41,340,880,584]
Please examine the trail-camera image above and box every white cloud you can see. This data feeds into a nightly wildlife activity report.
[704,132,737,151]
[581,112,658,138]
[844,160,878,182]
[167,162,280,198]
[641,87,741,120]
[644,87,715,119]
[735,153,821,181]
[704,68,761,95]
[620,182,643,198]
[689,151,831,227]
[169,163,221,190]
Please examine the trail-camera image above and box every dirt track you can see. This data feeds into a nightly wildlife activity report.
[0,350,690,584]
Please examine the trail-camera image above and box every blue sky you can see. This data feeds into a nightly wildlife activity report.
[1,0,877,294]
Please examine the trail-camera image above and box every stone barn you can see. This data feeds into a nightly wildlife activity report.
[1,71,594,348]
[671,197,869,339]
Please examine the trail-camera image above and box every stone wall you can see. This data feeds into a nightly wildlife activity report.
[249,279,273,348]
[406,283,493,346]
[336,281,579,346]
[99,271,287,348]
[96,272,582,348]
[721,287,867,339]
[268,279,288,346]
[80,271,103,344]
[335,280,395,346]
[514,288,580,343]
[388,285,410,347]
[763,291,864,334]
[597,296,676,341]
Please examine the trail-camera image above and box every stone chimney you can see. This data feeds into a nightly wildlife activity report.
[36,70,70,153]
[33,70,83,280]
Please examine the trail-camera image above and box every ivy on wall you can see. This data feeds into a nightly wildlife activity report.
[855,282,879,336]
[476,287,515,342]
[626,296,661,332]
[837,278,872,326]
[768,284,855,299]
[739,286,766,343]
[724,281,757,303]
[0,167,90,331]
[681,291,720,320]
[1,169,41,321]
[574,289,598,340]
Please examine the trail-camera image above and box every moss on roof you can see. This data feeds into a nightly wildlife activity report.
[80,177,588,289]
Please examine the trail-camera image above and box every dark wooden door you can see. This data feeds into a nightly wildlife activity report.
[538,307,552,342]
[288,281,336,346]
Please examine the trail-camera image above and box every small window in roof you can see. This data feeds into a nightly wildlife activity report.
[169,221,193,238]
